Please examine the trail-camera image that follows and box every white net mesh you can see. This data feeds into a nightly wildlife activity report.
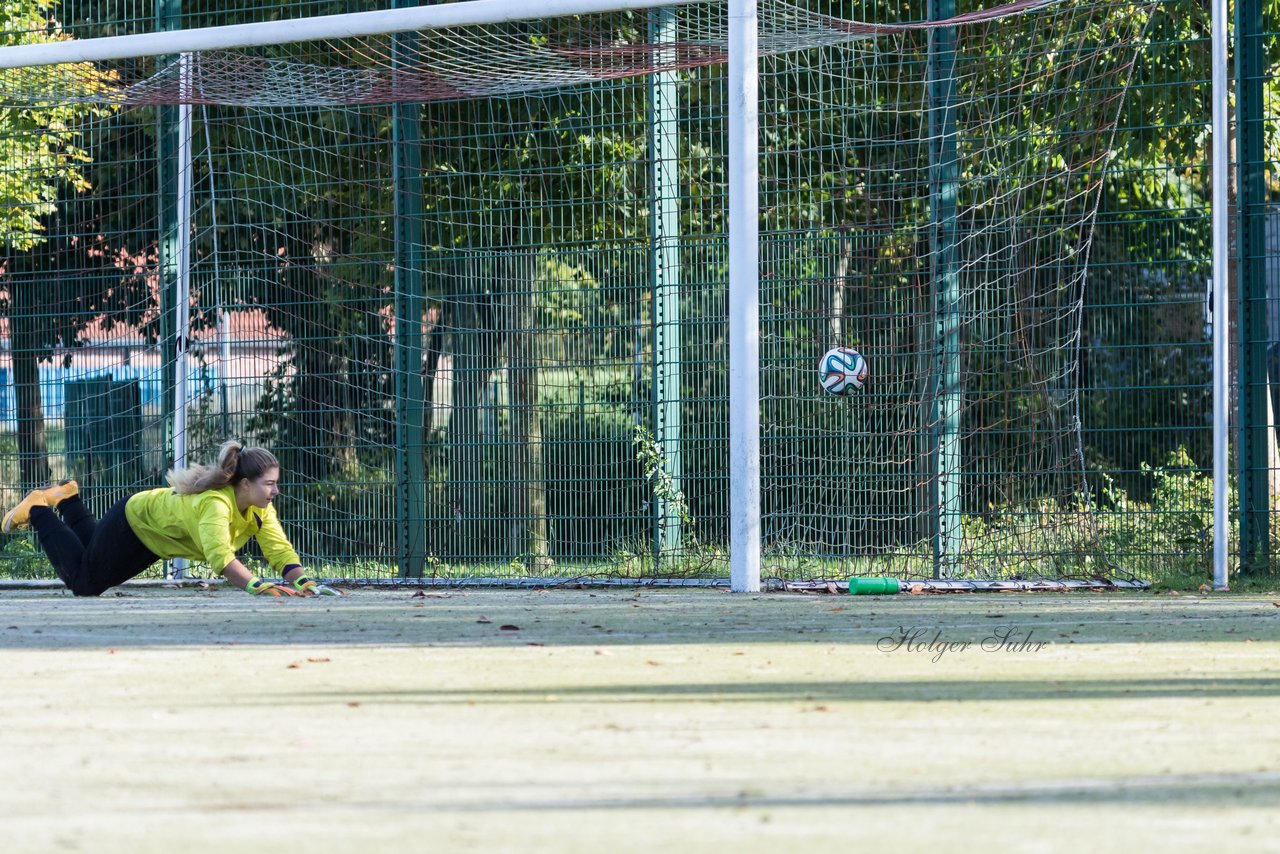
[3,0,1059,107]
[0,0,1153,580]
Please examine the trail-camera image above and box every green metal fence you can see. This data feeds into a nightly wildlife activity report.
[0,0,1263,584]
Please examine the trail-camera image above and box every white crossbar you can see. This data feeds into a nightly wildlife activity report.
[0,0,703,69]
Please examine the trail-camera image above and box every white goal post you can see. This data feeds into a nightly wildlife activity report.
[1210,0,1229,591]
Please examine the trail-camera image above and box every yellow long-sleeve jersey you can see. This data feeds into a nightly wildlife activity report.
[124,485,302,574]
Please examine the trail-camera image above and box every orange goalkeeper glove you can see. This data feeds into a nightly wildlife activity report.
[245,577,301,597]
[290,574,344,596]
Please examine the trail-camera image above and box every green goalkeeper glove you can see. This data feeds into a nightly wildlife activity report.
[245,577,301,597]
[290,574,344,596]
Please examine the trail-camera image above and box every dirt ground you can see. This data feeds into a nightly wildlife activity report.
[2,587,1278,852]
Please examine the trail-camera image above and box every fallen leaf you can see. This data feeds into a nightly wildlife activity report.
[307,657,331,663]
[824,582,839,594]
[287,662,302,669]
[500,624,521,631]
[476,616,492,624]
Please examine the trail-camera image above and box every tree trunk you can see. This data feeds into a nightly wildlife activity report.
[274,224,360,482]
[447,255,503,557]
[827,234,853,345]
[422,305,442,428]
[10,276,51,490]
[505,251,549,567]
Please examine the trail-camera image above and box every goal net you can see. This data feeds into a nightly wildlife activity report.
[0,0,1150,583]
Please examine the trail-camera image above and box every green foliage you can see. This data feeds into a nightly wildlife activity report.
[1119,0,1280,171]
[632,423,695,535]
[0,0,116,250]
[0,535,52,580]
[279,472,397,564]
[417,397,648,562]
[1093,446,1225,578]
[532,251,634,364]
[1144,445,1215,548]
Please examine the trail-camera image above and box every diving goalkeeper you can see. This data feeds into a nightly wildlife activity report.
[2,440,339,598]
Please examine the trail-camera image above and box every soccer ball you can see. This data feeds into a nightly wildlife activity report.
[819,346,869,395]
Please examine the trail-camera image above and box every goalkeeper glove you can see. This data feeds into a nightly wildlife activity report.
[290,573,344,596]
[245,577,301,597]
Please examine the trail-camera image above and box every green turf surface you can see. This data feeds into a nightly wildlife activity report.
[2,588,1278,852]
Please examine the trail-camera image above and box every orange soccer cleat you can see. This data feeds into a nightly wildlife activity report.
[3,489,49,533]
[2,480,80,533]
[41,479,79,509]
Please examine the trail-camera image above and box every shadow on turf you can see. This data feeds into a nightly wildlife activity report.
[493,774,1280,810]
[273,772,1280,811]
[3,590,1279,650]
[278,676,1280,705]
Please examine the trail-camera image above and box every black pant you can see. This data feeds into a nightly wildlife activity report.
[29,494,160,597]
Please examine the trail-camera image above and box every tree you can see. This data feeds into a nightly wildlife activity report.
[1,0,121,489]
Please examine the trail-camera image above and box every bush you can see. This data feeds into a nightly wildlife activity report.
[0,536,54,580]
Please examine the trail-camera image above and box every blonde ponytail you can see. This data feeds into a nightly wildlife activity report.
[168,440,277,495]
